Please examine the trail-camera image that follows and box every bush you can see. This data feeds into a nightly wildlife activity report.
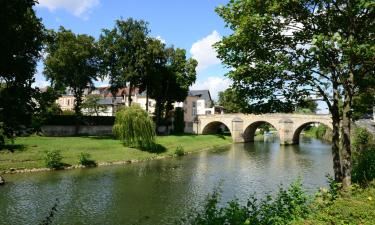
[43,115,115,126]
[44,150,63,169]
[352,127,372,152]
[182,180,310,225]
[0,122,5,146]
[78,152,97,167]
[352,145,375,185]
[113,105,156,149]
[175,146,185,156]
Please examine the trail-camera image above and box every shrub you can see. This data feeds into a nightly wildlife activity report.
[175,146,185,156]
[113,105,156,149]
[352,127,372,152]
[78,152,96,167]
[44,150,63,169]
[182,179,310,225]
[352,145,375,185]
[0,122,5,146]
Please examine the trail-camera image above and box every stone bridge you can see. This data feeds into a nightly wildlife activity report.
[194,113,332,145]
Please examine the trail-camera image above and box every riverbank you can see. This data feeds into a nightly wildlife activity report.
[294,182,375,225]
[0,134,232,173]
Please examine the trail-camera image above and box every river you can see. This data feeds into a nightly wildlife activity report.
[0,136,332,225]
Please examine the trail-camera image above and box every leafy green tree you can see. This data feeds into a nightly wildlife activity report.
[0,0,44,134]
[82,94,108,116]
[148,47,197,127]
[113,105,155,149]
[44,27,100,116]
[215,0,374,187]
[218,88,246,113]
[99,18,149,106]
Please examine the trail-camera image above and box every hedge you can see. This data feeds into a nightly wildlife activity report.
[43,115,115,126]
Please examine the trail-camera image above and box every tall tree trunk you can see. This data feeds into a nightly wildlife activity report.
[73,91,83,136]
[128,82,133,107]
[146,84,149,112]
[341,71,354,189]
[331,82,343,182]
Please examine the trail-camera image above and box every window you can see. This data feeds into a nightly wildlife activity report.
[197,102,202,107]
[192,101,196,107]
[67,99,70,106]
[192,109,197,116]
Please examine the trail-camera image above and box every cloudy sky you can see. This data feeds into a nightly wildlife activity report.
[33,0,232,100]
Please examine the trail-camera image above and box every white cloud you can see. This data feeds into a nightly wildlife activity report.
[156,36,166,44]
[190,31,222,71]
[38,0,100,20]
[191,76,232,100]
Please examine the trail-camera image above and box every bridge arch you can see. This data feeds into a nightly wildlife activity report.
[292,121,332,144]
[243,121,279,142]
[201,121,232,135]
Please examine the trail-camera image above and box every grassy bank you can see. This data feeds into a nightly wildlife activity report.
[294,183,375,225]
[0,134,232,172]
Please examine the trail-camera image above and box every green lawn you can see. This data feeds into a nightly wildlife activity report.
[0,134,232,172]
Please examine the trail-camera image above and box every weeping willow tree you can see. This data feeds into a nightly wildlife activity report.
[113,105,155,149]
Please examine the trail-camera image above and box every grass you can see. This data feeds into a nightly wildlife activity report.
[0,134,232,172]
[293,182,375,225]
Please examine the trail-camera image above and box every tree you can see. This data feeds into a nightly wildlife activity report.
[215,0,374,187]
[99,18,150,106]
[82,94,108,116]
[113,105,155,149]
[148,47,197,127]
[0,0,44,134]
[44,27,100,116]
[218,88,246,113]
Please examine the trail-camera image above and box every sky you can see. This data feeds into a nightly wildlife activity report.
[33,0,233,100]
[33,0,328,113]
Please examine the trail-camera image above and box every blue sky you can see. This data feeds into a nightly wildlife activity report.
[33,0,232,100]
[33,0,328,112]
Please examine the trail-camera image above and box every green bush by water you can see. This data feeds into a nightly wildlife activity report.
[78,152,97,167]
[44,150,63,169]
[183,179,310,225]
[175,146,185,156]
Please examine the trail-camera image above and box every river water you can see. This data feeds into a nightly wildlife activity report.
[0,136,332,225]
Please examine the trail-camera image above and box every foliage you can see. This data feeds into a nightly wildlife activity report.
[352,127,373,152]
[217,88,245,113]
[99,18,150,106]
[32,87,62,132]
[0,122,6,146]
[297,181,375,225]
[175,146,185,156]
[215,0,375,186]
[0,0,45,135]
[78,152,96,167]
[44,150,63,169]
[113,105,156,149]
[82,94,108,116]
[148,46,197,126]
[173,107,185,134]
[44,27,100,116]
[183,180,310,225]
[295,99,318,114]
[352,146,375,186]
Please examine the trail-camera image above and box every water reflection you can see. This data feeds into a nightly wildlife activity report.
[0,137,332,225]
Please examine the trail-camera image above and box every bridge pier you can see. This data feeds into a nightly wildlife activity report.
[231,117,245,143]
[278,118,295,145]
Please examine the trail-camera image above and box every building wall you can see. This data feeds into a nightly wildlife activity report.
[57,96,75,111]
